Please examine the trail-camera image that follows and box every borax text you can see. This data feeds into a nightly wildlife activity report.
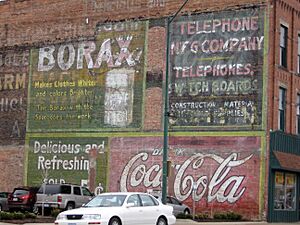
[38,37,142,72]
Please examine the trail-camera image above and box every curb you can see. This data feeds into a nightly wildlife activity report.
[176,219,267,224]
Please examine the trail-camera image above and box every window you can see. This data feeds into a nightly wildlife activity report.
[61,185,71,194]
[127,194,141,207]
[297,94,300,134]
[274,172,296,210]
[73,187,81,195]
[139,194,157,206]
[280,25,288,68]
[169,196,181,205]
[298,34,300,73]
[82,187,93,196]
[278,87,286,131]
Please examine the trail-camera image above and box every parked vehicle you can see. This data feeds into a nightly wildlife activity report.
[34,183,93,212]
[153,194,191,216]
[7,186,39,212]
[55,192,176,225]
[0,192,10,211]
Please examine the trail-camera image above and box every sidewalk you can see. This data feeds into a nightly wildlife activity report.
[1,220,300,225]
[175,219,300,225]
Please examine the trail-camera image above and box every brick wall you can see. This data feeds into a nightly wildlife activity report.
[267,0,300,133]
[0,146,24,191]
[1,0,300,221]
[0,0,265,46]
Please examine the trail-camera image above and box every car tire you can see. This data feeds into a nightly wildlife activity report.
[184,209,190,215]
[156,217,167,225]
[109,217,121,225]
[66,202,75,210]
[0,204,2,212]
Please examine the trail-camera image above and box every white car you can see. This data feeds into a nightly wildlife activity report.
[55,192,176,225]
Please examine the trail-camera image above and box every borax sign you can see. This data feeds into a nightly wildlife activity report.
[28,21,146,131]
[169,7,265,129]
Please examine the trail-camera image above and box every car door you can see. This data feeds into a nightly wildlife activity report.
[169,196,183,215]
[122,194,143,225]
[81,187,93,204]
[139,194,160,225]
[73,186,82,208]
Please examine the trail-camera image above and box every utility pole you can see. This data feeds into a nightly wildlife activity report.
[162,0,190,205]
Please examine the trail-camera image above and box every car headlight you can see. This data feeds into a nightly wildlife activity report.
[56,213,67,221]
[82,214,101,220]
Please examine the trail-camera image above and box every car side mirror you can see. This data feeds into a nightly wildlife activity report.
[126,202,135,208]
[82,203,85,207]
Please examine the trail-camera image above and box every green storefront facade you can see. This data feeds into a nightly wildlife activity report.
[268,131,300,222]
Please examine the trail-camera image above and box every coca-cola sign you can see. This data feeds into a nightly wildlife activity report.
[120,152,252,203]
[109,136,261,217]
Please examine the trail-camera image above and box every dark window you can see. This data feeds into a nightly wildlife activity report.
[280,25,288,68]
[274,172,296,210]
[38,184,69,194]
[61,185,71,194]
[297,94,300,134]
[298,35,300,74]
[170,196,181,205]
[13,189,29,196]
[73,187,81,195]
[166,197,172,204]
[82,187,92,196]
[0,192,8,198]
[278,87,286,131]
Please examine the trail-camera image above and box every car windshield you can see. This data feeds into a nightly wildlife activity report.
[84,194,126,207]
[13,189,29,196]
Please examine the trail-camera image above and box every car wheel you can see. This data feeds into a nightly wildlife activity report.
[156,217,167,225]
[66,202,75,210]
[184,209,190,215]
[109,217,121,225]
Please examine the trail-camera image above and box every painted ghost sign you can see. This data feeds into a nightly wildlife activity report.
[169,7,265,129]
[0,49,29,144]
[28,21,146,131]
[109,136,261,217]
[26,136,108,188]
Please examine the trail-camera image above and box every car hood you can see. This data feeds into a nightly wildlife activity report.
[60,206,121,215]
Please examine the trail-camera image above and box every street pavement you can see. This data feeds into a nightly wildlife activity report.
[176,220,300,225]
[1,220,300,225]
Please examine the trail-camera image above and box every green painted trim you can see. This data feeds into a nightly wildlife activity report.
[25,131,265,138]
[26,49,33,133]
[262,6,269,131]
[258,7,270,220]
[141,20,149,129]
[27,127,143,133]
[24,49,34,186]
[105,139,110,191]
[171,125,262,129]
[24,135,30,186]
[259,131,267,220]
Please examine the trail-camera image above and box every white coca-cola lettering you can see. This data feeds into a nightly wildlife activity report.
[120,151,253,204]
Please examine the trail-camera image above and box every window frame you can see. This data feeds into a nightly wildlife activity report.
[297,94,300,134]
[278,87,286,131]
[280,24,288,68]
[298,34,300,74]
